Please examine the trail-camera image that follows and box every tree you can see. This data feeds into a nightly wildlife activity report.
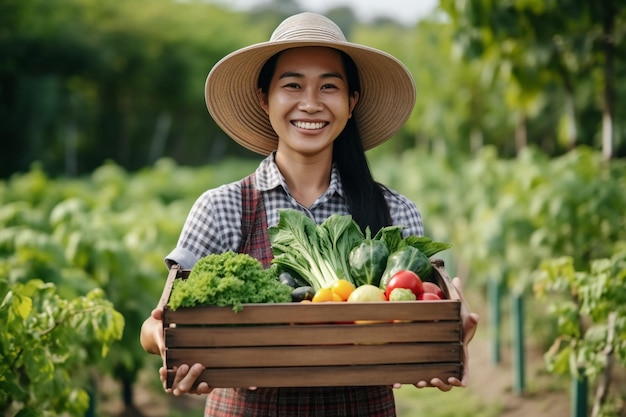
[0,0,266,178]
[439,0,626,157]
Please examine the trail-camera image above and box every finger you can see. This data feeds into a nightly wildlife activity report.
[463,313,479,347]
[452,277,479,344]
[414,381,428,389]
[159,366,171,393]
[452,277,475,319]
[446,377,463,387]
[170,364,190,396]
[450,277,465,302]
[151,307,164,320]
[196,382,213,395]
[392,383,402,389]
[430,378,453,392]
[174,363,205,396]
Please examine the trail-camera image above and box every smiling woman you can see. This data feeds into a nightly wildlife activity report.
[258,47,359,198]
[140,11,478,417]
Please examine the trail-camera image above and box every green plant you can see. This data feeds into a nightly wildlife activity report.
[0,278,124,416]
[534,245,626,416]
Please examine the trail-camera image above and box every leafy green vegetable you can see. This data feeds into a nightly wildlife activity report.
[349,229,390,287]
[379,246,433,290]
[373,225,405,254]
[372,224,452,258]
[168,251,292,312]
[269,210,364,291]
[388,287,417,301]
[403,235,452,258]
[268,209,451,292]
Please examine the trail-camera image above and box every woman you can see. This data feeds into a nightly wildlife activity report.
[140,12,479,417]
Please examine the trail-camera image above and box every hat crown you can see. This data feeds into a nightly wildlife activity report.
[270,12,347,43]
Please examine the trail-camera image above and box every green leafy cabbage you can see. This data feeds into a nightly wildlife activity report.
[168,251,292,312]
[269,210,364,291]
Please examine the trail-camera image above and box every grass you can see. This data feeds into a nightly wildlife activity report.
[395,384,503,417]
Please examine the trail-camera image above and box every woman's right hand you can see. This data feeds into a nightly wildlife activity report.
[140,307,166,356]
[159,363,213,396]
[141,307,213,395]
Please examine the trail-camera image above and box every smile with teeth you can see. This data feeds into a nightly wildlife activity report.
[292,121,327,130]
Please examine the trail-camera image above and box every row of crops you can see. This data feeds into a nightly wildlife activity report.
[2,147,625,415]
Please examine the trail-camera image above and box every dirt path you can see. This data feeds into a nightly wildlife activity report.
[467,337,570,417]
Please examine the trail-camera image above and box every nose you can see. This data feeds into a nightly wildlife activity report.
[298,88,323,113]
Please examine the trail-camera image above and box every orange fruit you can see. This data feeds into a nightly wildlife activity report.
[312,288,334,302]
[331,279,356,301]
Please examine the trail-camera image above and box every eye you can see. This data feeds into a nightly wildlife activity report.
[321,83,338,90]
[282,82,301,90]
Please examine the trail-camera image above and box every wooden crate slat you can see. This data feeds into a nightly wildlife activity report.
[166,363,463,388]
[166,342,462,368]
[165,321,461,347]
[163,300,460,326]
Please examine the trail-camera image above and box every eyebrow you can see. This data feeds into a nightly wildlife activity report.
[278,71,345,80]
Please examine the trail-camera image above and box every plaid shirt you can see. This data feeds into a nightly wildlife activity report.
[167,153,424,416]
[166,153,424,269]
[205,386,397,417]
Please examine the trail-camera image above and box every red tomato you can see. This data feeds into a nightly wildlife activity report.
[419,292,442,301]
[422,282,444,299]
[384,270,423,299]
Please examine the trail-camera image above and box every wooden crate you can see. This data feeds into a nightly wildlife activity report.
[161,259,462,389]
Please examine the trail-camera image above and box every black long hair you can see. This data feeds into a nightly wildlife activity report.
[258,49,392,234]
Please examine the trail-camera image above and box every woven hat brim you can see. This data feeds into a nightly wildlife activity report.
[205,40,416,155]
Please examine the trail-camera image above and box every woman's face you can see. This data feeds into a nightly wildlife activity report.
[258,47,359,158]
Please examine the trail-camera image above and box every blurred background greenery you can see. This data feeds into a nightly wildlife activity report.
[1,0,625,416]
[1,0,624,178]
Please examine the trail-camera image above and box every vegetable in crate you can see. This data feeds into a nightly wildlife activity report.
[349,228,390,287]
[384,270,423,299]
[379,246,432,290]
[168,251,292,312]
[402,235,453,258]
[269,209,364,291]
[422,282,444,299]
[388,288,417,301]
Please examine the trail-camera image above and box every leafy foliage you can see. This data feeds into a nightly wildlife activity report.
[0,278,123,416]
[372,145,626,413]
[439,0,626,156]
[0,0,267,177]
[534,247,626,415]
[1,145,625,413]
[373,146,626,289]
[168,252,292,312]
[3,0,625,178]
[0,157,258,411]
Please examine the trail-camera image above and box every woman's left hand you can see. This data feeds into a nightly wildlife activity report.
[412,276,479,391]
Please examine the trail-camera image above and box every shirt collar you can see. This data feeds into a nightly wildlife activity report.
[255,152,344,199]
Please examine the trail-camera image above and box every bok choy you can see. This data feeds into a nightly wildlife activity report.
[268,209,364,291]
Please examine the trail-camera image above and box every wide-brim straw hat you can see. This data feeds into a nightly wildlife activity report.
[205,12,416,155]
